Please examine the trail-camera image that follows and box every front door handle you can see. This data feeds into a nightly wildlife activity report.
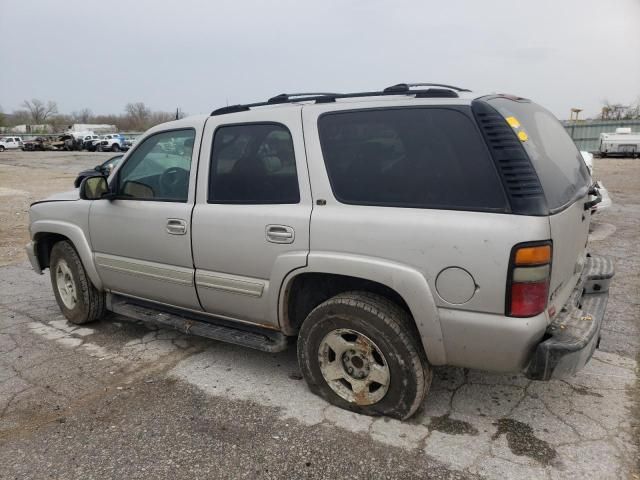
[266,224,294,244]
[166,218,187,235]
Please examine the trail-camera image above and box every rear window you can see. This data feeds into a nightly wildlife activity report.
[317,107,507,211]
[487,98,590,211]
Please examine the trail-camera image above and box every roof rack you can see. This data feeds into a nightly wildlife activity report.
[211,83,471,116]
[383,83,471,93]
[268,92,341,104]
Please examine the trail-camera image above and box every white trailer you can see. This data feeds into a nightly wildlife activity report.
[599,128,640,157]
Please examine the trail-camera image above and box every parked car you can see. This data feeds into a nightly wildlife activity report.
[124,136,138,150]
[26,84,614,419]
[73,155,124,188]
[581,151,612,213]
[23,137,49,151]
[97,134,126,152]
[0,136,23,151]
[81,135,101,150]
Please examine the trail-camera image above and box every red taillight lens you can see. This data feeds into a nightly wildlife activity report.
[507,242,552,317]
[510,280,549,317]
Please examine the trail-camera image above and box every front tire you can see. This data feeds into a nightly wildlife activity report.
[297,291,431,420]
[0,146,5,152]
[49,241,105,325]
[111,143,120,152]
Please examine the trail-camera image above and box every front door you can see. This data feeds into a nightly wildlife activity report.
[192,108,312,328]
[89,127,201,310]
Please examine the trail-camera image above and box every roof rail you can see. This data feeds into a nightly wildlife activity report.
[383,83,471,93]
[268,93,340,104]
[210,83,472,116]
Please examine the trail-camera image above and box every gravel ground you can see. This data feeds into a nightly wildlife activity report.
[0,151,638,479]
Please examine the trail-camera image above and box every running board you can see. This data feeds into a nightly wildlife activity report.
[109,297,288,353]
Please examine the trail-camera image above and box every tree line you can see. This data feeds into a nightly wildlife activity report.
[0,99,184,132]
[600,98,640,121]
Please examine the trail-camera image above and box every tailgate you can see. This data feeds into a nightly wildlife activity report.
[484,96,592,319]
[547,196,590,314]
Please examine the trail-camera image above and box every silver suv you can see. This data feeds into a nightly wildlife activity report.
[26,84,614,419]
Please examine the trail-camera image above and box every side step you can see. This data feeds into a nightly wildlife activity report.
[109,296,289,353]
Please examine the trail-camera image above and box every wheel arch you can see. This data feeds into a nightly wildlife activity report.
[31,221,103,290]
[279,253,446,365]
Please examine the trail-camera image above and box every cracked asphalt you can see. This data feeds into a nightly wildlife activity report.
[1,152,639,479]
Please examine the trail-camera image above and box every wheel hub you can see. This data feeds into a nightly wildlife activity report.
[342,349,370,379]
[318,328,390,405]
[55,260,77,310]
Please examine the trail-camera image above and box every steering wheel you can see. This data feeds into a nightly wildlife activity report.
[159,167,188,196]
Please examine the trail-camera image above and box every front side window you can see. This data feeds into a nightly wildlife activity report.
[115,129,195,201]
[318,107,507,211]
[208,123,300,204]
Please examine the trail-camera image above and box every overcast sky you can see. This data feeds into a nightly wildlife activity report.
[1,0,639,120]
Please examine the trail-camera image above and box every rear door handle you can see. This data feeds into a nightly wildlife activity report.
[266,225,294,244]
[166,218,187,235]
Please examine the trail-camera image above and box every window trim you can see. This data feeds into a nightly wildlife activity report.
[317,105,510,213]
[109,127,196,204]
[207,121,301,205]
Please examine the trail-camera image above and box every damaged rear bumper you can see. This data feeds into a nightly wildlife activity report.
[525,255,614,381]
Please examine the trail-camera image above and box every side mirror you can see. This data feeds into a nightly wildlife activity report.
[79,175,109,200]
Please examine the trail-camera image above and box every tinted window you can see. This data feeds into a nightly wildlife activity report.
[209,123,300,204]
[116,129,194,202]
[488,98,590,210]
[318,108,507,211]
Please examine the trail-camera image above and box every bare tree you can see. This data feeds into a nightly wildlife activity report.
[21,99,59,124]
[601,98,640,120]
[125,102,151,130]
[148,111,174,126]
[8,109,31,126]
[72,108,93,123]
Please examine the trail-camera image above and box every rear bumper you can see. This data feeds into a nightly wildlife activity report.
[524,254,614,381]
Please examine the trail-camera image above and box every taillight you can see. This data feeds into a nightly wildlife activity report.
[507,242,552,317]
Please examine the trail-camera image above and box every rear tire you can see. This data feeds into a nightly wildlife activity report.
[111,143,120,152]
[49,241,105,325]
[0,146,5,152]
[297,291,431,420]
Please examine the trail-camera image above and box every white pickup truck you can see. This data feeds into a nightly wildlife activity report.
[0,136,23,151]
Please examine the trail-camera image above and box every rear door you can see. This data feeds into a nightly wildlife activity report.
[192,107,312,328]
[487,98,592,312]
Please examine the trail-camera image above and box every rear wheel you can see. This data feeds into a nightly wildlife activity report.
[0,146,5,152]
[50,241,105,325]
[297,291,431,420]
[111,143,120,152]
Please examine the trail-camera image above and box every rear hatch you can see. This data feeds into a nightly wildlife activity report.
[487,97,592,315]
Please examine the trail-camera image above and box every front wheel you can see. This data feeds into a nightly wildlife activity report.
[49,241,105,325]
[0,146,5,152]
[111,143,120,152]
[297,291,431,420]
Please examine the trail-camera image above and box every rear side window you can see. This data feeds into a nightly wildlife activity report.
[487,98,590,210]
[317,108,507,211]
[209,123,300,204]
